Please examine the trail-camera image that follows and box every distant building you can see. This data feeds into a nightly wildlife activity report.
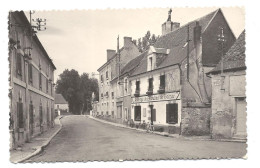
[54,94,69,112]
[9,11,56,149]
[129,8,236,135]
[207,31,246,140]
[97,36,141,123]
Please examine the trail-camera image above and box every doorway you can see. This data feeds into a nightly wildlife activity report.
[235,97,247,138]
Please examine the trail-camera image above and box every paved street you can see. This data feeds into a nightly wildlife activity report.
[27,115,247,162]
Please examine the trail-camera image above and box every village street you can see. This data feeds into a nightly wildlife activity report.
[25,115,247,162]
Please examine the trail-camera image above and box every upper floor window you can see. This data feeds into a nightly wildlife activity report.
[101,75,104,83]
[28,63,33,84]
[111,92,114,99]
[46,78,49,93]
[147,78,153,95]
[134,81,140,97]
[106,71,108,79]
[39,72,42,90]
[158,75,166,94]
[106,91,109,98]
[101,93,103,99]
[16,52,22,76]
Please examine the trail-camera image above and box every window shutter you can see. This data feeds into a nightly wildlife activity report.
[173,103,178,124]
[152,109,156,121]
[166,104,169,123]
[17,102,24,128]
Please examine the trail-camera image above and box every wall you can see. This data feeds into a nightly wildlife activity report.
[181,107,211,136]
[210,70,246,139]
[9,12,55,149]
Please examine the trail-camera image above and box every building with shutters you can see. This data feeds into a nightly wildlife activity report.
[129,8,236,135]
[97,36,140,123]
[207,31,246,140]
[9,11,56,149]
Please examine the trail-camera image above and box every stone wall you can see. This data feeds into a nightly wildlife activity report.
[181,107,211,136]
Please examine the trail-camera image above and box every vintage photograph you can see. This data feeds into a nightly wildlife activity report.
[8,7,246,162]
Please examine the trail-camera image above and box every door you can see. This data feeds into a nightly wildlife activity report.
[235,97,247,137]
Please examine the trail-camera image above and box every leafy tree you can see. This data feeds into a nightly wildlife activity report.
[136,31,159,52]
[56,69,99,115]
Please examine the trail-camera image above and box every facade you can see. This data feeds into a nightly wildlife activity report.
[129,8,236,135]
[54,94,69,112]
[207,31,246,140]
[9,11,56,149]
[97,36,140,122]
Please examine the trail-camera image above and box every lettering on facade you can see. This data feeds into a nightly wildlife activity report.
[131,92,180,104]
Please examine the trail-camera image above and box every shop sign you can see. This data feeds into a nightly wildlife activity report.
[132,92,180,104]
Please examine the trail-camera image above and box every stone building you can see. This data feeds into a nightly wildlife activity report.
[207,31,246,140]
[129,8,236,135]
[97,36,140,122]
[9,11,56,149]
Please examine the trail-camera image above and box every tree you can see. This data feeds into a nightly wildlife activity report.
[136,31,159,53]
[56,69,99,115]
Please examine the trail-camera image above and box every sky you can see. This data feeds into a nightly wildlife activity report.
[25,7,245,82]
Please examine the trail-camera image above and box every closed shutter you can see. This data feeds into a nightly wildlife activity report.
[16,54,22,76]
[134,106,141,121]
[166,104,169,123]
[17,102,24,128]
[152,109,156,121]
[168,103,178,124]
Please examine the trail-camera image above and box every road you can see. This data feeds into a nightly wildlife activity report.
[27,115,247,162]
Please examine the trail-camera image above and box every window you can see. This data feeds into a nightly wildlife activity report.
[136,81,140,91]
[134,106,141,121]
[106,71,108,79]
[166,103,178,124]
[39,104,43,125]
[28,63,33,84]
[125,79,128,93]
[112,111,114,117]
[101,93,103,99]
[112,102,114,107]
[149,57,153,71]
[101,75,103,83]
[46,78,48,93]
[50,83,52,96]
[158,75,165,93]
[106,91,109,98]
[111,92,114,99]
[148,78,153,91]
[39,72,42,90]
[16,52,22,76]
[106,111,108,115]
[17,101,24,128]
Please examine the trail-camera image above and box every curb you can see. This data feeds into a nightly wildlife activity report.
[88,116,246,143]
[15,116,63,163]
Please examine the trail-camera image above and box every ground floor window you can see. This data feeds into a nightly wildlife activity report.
[166,103,178,124]
[134,106,141,121]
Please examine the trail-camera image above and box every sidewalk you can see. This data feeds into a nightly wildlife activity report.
[10,116,63,163]
[88,115,246,143]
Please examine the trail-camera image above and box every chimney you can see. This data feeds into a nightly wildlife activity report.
[107,49,116,61]
[123,37,132,48]
[162,9,180,35]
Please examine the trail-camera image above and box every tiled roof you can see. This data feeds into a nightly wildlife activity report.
[120,51,147,76]
[131,9,219,76]
[209,30,246,74]
[54,94,68,104]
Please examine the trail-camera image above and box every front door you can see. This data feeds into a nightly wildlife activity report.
[235,97,247,138]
